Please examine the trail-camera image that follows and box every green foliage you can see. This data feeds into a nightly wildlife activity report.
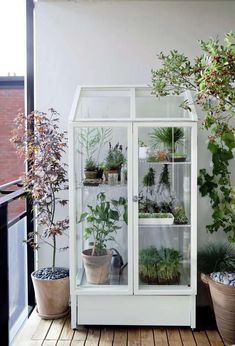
[78,192,127,256]
[105,142,126,170]
[150,127,184,152]
[139,212,173,219]
[143,167,155,187]
[151,32,235,242]
[139,246,182,283]
[198,242,235,274]
[157,164,170,191]
[85,158,97,171]
[173,207,188,225]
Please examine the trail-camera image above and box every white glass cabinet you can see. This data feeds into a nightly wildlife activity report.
[69,86,197,328]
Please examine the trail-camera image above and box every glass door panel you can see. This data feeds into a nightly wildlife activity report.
[136,125,191,291]
[74,125,130,291]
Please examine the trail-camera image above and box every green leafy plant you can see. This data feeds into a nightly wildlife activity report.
[143,167,155,187]
[78,192,127,256]
[157,247,182,283]
[198,243,235,274]
[139,246,160,283]
[105,142,126,170]
[151,32,235,242]
[11,109,69,269]
[139,212,173,219]
[85,158,97,171]
[150,127,184,152]
[139,246,182,284]
[173,207,188,225]
[138,139,147,147]
[157,164,170,192]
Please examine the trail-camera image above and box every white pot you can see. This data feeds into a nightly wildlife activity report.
[139,147,149,159]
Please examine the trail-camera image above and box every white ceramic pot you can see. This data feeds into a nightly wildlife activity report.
[139,147,149,159]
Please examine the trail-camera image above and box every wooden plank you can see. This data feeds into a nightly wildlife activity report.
[71,341,86,346]
[73,327,88,342]
[85,328,100,345]
[42,342,56,346]
[32,318,53,340]
[167,328,183,346]
[206,330,224,345]
[193,331,210,345]
[179,329,196,346]
[140,328,154,346]
[46,317,66,340]
[113,328,128,346]
[153,328,168,346]
[57,341,71,346]
[128,328,141,345]
[60,315,74,340]
[99,328,114,346]
[17,342,43,346]
[12,310,42,345]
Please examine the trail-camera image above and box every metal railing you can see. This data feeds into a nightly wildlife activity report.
[0,180,35,345]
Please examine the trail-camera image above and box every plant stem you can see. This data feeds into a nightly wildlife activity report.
[52,234,56,270]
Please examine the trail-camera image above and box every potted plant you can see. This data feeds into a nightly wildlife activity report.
[139,246,159,284]
[139,246,181,284]
[157,247,182,285]
[105,142,126,182]
[150,127,185,153]
[139,212,174,225]
[11,109,69,319]
[78,192,127,284]
[138,139,149,159]
[173,206,188,225]
[84,157,98,179]
[151,31,235,343]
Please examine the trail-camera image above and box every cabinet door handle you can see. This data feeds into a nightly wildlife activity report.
[133,195,140,202]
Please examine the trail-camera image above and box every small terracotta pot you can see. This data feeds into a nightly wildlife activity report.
[84,170,97,179]
[205,274,235,344]
[31,269,69,319]
[81,249,112,284]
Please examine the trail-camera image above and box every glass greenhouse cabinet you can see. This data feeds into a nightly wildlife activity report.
[69,86,197,328]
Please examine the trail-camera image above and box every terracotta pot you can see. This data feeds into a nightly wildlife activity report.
[81,249,112,284]
[200,272,214,310]
[84,170,97,179]
[31,269,69,319]
[205,274,235,344]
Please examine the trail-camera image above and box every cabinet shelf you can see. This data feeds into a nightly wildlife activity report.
[76,267,128,288]
[77,182,127,190]
[139,224,191,228]
[139,159,191,165]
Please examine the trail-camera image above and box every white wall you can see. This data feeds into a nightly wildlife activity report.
[35,0,235,269]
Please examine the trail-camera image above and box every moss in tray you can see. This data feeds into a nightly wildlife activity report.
[139,212,173,219]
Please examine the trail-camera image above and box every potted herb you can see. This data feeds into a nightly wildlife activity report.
[151,32,235,343]
[143,167,155,189]
[84,157,98,179]
[150,127,184,154]
[11,109,69,319]
[157,247,182,285]
[138,139,149,159]
[139,246,160,284]
[139,212,174,225]
[78,192,127,284]
[139,246,181,285]
[105,142,126,182]
[173,206,188,225]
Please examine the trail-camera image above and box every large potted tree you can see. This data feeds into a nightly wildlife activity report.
[11,109,69,319]
[151,32,235,344]
[78,192,127,284]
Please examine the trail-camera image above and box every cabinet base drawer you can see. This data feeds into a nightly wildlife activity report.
[77,295,196,327]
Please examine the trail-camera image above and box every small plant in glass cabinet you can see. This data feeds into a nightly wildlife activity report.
[69,86,197,329]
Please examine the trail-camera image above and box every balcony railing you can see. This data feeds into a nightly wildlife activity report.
[0,180,35,345]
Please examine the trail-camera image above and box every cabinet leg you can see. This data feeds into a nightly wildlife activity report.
[70,294,77,329]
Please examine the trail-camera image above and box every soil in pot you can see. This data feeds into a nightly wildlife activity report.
[31,267,69,319]
[158,273,180,285]
[139,273,158,284]
[81,249,112,284]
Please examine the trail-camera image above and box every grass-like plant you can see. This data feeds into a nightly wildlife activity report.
[150,127,184,152]
[85,158,97,171]
[105,142,126,170]
[143,167,155,187]
[157,247,182,282]
[198,243,235,274]
[139,212,173,219]
[139,246,160,282]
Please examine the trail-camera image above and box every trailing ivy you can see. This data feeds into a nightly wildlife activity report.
[151,32,235,242]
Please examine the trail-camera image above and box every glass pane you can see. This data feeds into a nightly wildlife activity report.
[136,89,188,119]
[75,126,128,289]
[138,126,191,290]
[76,90,130,120]
[8,217,28,342]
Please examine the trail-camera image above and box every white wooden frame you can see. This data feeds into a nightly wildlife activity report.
[69,85,198,329]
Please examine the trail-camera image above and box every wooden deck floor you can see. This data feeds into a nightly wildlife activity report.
[12,309,227,346]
